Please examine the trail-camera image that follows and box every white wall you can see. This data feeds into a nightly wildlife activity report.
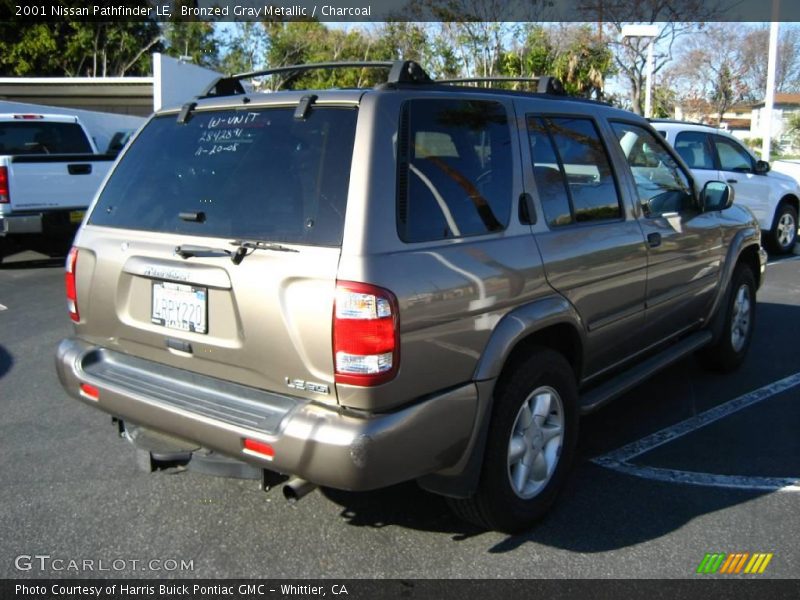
[0,100,144,153]
[153,53,221,112]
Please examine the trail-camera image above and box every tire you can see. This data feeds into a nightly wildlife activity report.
[448,348,579,533]
[699,265,756,372]
[769,203,797,254]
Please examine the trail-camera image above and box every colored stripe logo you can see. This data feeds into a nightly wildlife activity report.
[696,553,773,574]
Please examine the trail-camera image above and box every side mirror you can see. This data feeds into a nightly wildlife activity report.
[701,181,734,212]
[755,160,770,174]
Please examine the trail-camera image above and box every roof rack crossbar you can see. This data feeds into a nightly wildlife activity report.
[437,76,565,95]
[202,60,433,97]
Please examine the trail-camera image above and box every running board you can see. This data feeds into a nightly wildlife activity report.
[579,331,713,415]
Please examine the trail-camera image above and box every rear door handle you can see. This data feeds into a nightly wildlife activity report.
[68,164,92,175]
[726,178,738,184]
[647,232,662,248]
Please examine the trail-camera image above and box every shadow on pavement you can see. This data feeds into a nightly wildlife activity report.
[320,300,800,552]
[0,345,12,379]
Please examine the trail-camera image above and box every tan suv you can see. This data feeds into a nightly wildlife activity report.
[56,61,766,532]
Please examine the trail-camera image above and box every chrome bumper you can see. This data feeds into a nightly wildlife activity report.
[55,337,478,491]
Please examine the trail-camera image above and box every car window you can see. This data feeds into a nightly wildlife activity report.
[397,99,513,243]
[713,135,754,172]
[674,131,715,170]
[0,121,93,154]
[527,117,572,226]
[90,107,357,246]
[612,122,694,217]
[525,116,621,226]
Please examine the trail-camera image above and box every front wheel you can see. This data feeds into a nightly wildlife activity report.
[769,203,797,254]
[448,348,578,533]
[699,265,756,372]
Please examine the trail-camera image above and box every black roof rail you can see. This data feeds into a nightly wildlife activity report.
[201,60,433,98]
[436,76,565,95]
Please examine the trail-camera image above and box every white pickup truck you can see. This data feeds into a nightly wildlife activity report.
[0,113,115,259]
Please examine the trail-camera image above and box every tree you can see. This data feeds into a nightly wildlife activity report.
[499,24,613,98]
[218,22,269,75]
[786,112,800,153]
[0,21,163,77]
[738,24,800,100]
[162,22,219,69]
[578,0,724,115]
[667,24,750,124]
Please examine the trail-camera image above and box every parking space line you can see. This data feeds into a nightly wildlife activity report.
[592,371,800,492]
[0,303,6,311]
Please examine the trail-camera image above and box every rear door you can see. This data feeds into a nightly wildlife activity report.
[77,103,359,405]
[672,129,719,189]
[711,133,773,226]
[518,108,648,378]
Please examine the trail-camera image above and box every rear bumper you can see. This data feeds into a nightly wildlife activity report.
[55,337,478,491]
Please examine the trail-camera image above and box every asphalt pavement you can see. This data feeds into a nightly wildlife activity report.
[0,243,798,579]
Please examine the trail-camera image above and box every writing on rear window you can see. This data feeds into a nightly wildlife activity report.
[90,107,357,247]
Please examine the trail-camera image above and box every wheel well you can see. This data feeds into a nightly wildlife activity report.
[738,244,763,288]
[500,324,582,383]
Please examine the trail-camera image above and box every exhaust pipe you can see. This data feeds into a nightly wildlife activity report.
[282,478,317,503]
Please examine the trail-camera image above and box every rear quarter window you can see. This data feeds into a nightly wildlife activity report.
[397,99,513,243]
[89,107,357,247]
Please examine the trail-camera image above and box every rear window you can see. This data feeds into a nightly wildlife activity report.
[90,107,357,246]
[0,121,93,154]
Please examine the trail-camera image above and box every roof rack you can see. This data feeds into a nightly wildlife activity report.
[437,76,565,95]
[199,60,567,99]
[201,60,433,97]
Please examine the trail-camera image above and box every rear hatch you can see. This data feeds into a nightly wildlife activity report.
[76,101,359,405]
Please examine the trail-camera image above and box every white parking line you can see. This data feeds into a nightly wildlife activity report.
[0,303,6,311]
[592,371,800,492]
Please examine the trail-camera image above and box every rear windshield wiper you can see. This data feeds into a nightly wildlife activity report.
[230,239,299,264]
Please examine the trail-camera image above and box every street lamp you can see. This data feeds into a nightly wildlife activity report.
[621,24,660,118]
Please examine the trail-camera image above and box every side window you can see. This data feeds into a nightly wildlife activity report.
[397,99,513,243]
[547,117,621,223]
[611,122,694,217]
[674,131,715,170]
[525,115,622,226]
[713,135,754,172]
[527,117,572,226]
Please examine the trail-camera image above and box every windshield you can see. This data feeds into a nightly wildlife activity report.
[90,106,358,247]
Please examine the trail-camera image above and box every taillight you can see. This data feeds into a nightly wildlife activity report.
[65,247,79,322]
[333,281,399,386]
[0,166,9,203]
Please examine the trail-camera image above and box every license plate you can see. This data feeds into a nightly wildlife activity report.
[69,210,85,224]
[151,282,207,334]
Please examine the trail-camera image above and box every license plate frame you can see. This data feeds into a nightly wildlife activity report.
[151,281,208,334]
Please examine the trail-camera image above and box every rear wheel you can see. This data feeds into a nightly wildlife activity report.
[769,203,797,254]
[699,265,756,372]
[448,348,578,533]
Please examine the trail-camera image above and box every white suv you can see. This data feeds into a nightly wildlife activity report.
[655,120,799,253]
